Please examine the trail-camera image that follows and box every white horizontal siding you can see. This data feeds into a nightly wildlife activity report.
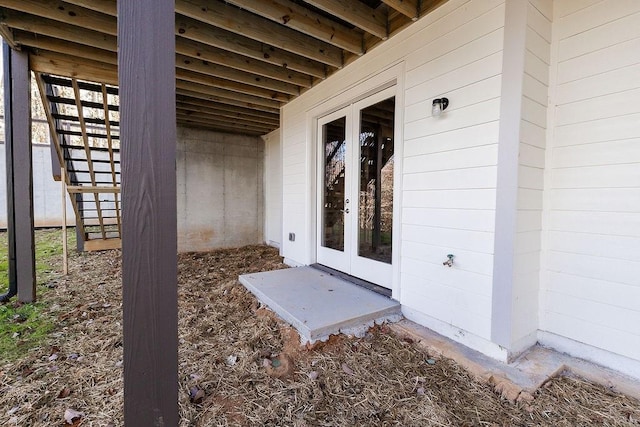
[540,0,640,368]
[405,97,501,140]
[523,74,548,106]
[280,111,308,261]
[559,13,640,63]
[547,210,640,237]
[279,0,506,345]
[555,0,600,18]
[546,250,638,286]
[524,50,550,85]
[404,144,498,174]
[557,37,640,84]
[403,166,498,190]
[263,129,282,247]
[554,113,640,147]
[547,231,640,261]
[518,165,544,190]
[556,63,640,105]
[403,188,497,210]
[542,311,639,361]
[545,271,640,311]
[403,207,495,232]
[555,88,640,126]
[402,223,495,255]
[509,0,551,346]
[557,0,640,44]
[404,1,505,73]
[516,230,542,255]
[401,276,492,338]
[551,139,640,168]
[551,164,640,189]
[549,188,640,212]
[520,120,546,148]
[517,210,543,232]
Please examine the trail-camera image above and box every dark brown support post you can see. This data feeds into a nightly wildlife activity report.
[118,0,178,425]
[2,42,36,303]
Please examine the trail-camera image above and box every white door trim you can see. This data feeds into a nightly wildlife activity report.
[348,86,397,287]
[305,62,405,299]
[316,107,352,273]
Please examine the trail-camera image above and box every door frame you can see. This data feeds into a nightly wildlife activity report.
[316,106,353,274]
[347,86,397,286]
[305,62,405,299]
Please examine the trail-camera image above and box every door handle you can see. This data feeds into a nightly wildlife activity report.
[340,208,350,214]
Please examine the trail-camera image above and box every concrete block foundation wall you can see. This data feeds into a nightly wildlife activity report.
[1,129,265,254]
[176,126,264,252]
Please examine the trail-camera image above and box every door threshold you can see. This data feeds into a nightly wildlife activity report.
[310,264,392,298]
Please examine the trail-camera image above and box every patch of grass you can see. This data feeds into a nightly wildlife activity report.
[0,300,55,362]
[0,228,75,363]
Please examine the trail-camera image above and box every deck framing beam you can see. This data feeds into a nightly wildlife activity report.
[303,0,388,40]
[382,0,419,20]
[224,0,364,54]
[177,0,343,68]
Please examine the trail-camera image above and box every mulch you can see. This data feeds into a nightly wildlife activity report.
[1,243,639,426]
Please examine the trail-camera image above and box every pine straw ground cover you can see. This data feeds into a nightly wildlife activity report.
[1,236,639,426]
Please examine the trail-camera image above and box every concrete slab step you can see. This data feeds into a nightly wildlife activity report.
[239,266,401,344]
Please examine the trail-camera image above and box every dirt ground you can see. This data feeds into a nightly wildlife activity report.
[1,243,639,426]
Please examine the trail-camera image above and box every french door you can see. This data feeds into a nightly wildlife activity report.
[316,87,396,288]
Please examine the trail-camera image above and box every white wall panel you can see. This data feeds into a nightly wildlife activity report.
[403,122,499,157]
[554,113,640,147]
[402,166,498,190]
[541,0,640,373]
[557,37,640,84]
[280,0,506,352]
[402,240,495,276]
[263,129,282,248]
[505,0,551,349]
[402,207,495,231]
[401,224,495,255]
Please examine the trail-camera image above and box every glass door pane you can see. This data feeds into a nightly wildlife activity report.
[357,97,394,263]
[321,116,347,251]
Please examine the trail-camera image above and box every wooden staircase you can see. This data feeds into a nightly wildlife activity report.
[35,73,121,251]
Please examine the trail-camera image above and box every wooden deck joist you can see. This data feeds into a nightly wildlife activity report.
[0,0,448,136]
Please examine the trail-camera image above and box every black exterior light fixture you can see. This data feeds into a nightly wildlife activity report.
[432,97,449,117]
